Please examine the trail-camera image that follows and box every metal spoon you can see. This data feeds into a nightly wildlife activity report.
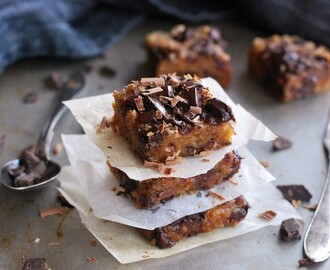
[303,113,330,262]
[0,71,84,191]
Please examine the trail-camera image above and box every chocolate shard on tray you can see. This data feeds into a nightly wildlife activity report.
[145,24,232,88]
[111,74,235,164]
[276,185,312,202]
[138,196,248,248]
[248,34,330,102]
[109,151,241,209]
[280,218,304,242]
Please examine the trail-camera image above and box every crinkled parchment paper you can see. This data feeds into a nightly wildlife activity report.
[63,78,276,180]
[58,167,300,264]
[62,134,275,229]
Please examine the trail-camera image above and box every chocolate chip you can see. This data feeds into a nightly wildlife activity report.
[0,134,5,156]
[99,66,116,77]
[280,218,304,242]
[273,136,292,151]
[23,258,48,270]
[23,91,39,104]
[277,185,312,202]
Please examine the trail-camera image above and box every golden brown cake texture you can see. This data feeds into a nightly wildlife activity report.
[111,74,235,165]
[248,34,330,102]
[109,151,241,209]
[145,25,232,87]
[139,195,248,248]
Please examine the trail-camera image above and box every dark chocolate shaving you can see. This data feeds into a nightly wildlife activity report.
[280,218,304,242]
[277,185,312,202]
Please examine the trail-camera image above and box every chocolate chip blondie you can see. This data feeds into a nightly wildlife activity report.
[111,74,235,165]
[139,195,248,248]
[248,34,330,102]
[109,151,241,209]
[145,25,232,87]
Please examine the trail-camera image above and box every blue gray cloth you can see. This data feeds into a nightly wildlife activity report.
[1,0,330,73]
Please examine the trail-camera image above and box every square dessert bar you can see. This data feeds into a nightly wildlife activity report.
[139,195,248,248]
[109,151,241,209]
[111,74,235,164]
[145,24,232,88]
[248,34,330,102]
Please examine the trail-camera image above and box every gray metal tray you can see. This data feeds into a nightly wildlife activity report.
[0,17,329,269]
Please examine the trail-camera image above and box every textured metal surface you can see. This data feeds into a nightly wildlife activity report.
[1,18,330,269]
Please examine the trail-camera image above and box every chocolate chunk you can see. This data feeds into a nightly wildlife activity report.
[205,98,234,122]
[273,136,292,151]
[9,145,47,187]
[298,258,315,267]
[23,91,39,104]
[0,134,5,156]
[23,258,48,270]
[99,66,116,77]
[280,218,304,242]
[277,185,312,202]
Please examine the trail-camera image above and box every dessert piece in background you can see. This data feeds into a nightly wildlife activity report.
[139,195,248,248]
[248,34,330,102]
[108,151,241,209]
[145,25,232,88]
[111,74,235,164]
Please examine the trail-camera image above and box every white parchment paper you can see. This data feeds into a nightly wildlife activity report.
[62,134,275,230]
[58,167,301,264]
[63,78,276,180]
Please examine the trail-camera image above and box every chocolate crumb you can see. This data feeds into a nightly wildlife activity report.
[280,218,304,242]
[99,66,116,77]
[273,136,292,151]
[90,239,97,247]
[53,143,63,156]
[83,64,93,73]
[259,210,277,221]
[86,256,96,263]
[45,72,65,90]
[277,185,312,202]
[23,91,39,104]
[298,258,315,267]
[0,134,5,156]
[259,161,269,168]
[23,257,48,270]
[302,204,318,211]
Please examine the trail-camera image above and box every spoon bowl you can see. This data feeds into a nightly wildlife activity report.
[0,71,84,191]
[1,159,61,191]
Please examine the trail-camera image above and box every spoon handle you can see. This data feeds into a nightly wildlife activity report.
[303,160,330,262]
[35,71,85,158]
